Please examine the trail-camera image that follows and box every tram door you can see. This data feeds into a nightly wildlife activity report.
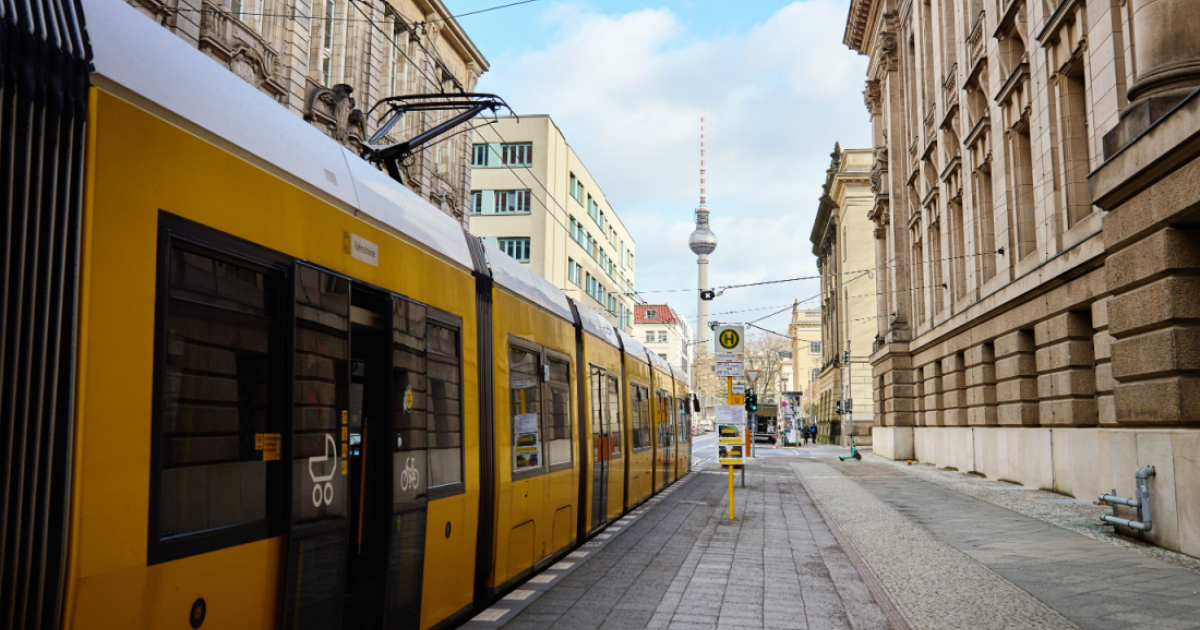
[590,368,608,531]
[657,389,672,490]
[343,290,429,630]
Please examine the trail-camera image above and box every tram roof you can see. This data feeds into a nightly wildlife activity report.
[482,241,575,323]
[83,0,475,271]
[616,330,650,365]
[570,300,620,350]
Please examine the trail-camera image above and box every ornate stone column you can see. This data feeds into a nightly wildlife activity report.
[1127,0,1200,106]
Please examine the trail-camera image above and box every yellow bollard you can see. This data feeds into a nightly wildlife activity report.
[728,464,734,520]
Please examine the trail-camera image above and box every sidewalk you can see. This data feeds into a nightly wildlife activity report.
[464,451,1200,630]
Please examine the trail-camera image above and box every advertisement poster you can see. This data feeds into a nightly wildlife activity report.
[718,444,744,465]
[717,423,741,443]
[514,413,541,470]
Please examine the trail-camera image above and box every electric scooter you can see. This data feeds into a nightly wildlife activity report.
[839,433,862,461]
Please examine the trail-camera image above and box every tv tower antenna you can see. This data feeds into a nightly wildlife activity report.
[689,118,718,344]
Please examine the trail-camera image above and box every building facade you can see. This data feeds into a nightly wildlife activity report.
[787,305,824,422]
[470,116,638,332]
[810,147,876,446]
[128,0,488,225]
[845,0,1200,557]
[633,304,693,385]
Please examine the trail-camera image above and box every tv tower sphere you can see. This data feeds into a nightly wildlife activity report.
[689,218,717,255]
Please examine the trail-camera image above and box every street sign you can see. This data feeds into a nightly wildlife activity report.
[716,406,744,432]
[714,325,744,354]
[715,352,744,363]
[732,384,745,395]
[745,369,761,384]
[715,364,742,377]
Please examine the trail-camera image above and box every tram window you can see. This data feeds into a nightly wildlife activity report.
[546,358,572,466]
[606,376,622,458]
[677,398,689,443]
[294,266,349,523]
[155,246,283,544]
[510,345,542,472]
[427,322,463,487]
[631,385,651,450]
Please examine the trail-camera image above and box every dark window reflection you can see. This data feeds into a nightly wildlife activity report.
[159,246,281,539]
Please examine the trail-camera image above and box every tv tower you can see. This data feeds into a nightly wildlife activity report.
[688,118,717,348]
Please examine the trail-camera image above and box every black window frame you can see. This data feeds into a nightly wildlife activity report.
[508,336,574,480]
[148,212,294,566]
[423,304,467,500]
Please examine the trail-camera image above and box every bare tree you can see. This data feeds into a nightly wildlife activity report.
[743,331,790,402]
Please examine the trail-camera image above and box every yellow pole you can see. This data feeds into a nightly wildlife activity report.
[726,376,734,520]
[728,463,734,520]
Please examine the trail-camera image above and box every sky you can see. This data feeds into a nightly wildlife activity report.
[450,0,871,340]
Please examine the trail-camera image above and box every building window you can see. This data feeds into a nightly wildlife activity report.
[587,196,598,223]
[645,331,655,342]
[387,17,409,98]
[570,173,583,202]
[498,237,530,263]
[472,144,490,167]
[658,331,668,343]
[608,295,616,314]
[501,143,533,166]
[320,0,338,86]
[568,259,581,286]
[809,341,821,355]
[496,190,532,214]
[645,308,657,320]
[470,191,484,214]
[426,318,463,488]
[811,368,820,382]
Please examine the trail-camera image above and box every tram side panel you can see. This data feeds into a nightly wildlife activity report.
[68,88,482,630]
[673,377,692,477]
[578,333,626,533]
[487,290,580,593]
[622,355,654,509]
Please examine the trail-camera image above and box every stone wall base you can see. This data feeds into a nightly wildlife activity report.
[895,426,1200,559]
[872,426,913,460]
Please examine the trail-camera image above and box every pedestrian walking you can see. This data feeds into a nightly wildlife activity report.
[810,424,818,444]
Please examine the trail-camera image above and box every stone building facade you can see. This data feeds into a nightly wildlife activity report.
[127,0,489,225]
[809,147,876,446]
[844,0,1200,558]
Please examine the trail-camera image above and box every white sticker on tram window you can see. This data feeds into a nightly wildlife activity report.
[346,233,379,267]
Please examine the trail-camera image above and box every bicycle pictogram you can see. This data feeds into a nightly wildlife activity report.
[400,457,420,491]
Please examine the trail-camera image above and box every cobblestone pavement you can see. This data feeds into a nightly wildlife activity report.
[470,449,1200,630]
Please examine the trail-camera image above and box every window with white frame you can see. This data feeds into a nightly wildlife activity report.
[645,308,657,320]
[388,18,409,98]
[501,143,532,166]
[496,190,532,213]
[645,331,655,342]
[810,368,820,382]
[472,144,490,166]
[658,331,668,343]
[809,341,821,355]
[310,0,338,87]
[498,238,530,263]
[568,259,581,286]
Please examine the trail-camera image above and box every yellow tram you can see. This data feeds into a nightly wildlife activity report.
[1,1,695,629]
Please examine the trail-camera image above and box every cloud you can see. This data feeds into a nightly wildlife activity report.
[478,0,870,331]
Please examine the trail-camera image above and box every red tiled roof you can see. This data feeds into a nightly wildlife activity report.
[635,304,677,324]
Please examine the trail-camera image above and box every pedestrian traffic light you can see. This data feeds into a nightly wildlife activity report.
[835,400,844,415]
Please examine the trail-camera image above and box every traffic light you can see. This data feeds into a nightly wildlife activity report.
[835,400,844,415]
[744,390,758,413]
